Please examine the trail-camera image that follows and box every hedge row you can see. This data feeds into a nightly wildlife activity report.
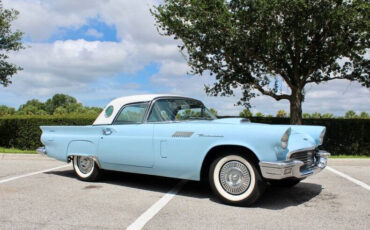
[225,116,370,156]
[0,115,369,156]
[0,115,96,150]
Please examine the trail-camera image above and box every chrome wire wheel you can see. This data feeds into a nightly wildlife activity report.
[77,156,94,174]
[73,156,100,181]
[209,153,265,206]
[219,160,251,195]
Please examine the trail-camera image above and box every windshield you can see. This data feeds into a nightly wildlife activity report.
[147,98,217,122]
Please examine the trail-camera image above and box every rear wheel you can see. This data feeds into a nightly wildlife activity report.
[73,156,100,181]
[209,153,265,206]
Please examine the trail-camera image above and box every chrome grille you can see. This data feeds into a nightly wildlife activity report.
[289,150,316,172]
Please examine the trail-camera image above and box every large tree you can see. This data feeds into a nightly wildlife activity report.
[0,1,24,87]
[152,0,369,124]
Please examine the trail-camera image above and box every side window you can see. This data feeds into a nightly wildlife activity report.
[114,103,148,124]
[147,98,214,122]
[148,100,173,122]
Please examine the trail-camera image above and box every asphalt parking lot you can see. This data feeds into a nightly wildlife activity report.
[0,154,369,230]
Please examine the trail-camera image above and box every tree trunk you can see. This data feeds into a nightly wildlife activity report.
[289,88,303,124]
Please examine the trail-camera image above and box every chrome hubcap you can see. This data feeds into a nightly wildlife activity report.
[78,156,94,174]
[219,160,251,195]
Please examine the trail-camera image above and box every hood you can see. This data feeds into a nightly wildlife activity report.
[210,118,325,148]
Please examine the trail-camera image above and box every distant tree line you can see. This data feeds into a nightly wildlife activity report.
[239,109,369,119]
[0,94,102,116]
[0,94,368,119]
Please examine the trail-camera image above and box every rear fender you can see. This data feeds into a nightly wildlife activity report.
[67,141,101,167]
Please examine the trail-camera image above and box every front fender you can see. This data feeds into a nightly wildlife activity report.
[205,141,261,160]
[204,138,278,162]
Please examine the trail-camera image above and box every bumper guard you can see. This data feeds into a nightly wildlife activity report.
[259,150,330,180]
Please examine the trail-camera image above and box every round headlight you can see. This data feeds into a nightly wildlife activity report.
[281,128,291,149]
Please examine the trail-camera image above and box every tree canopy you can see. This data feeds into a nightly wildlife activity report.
[0,1,24,87]
[0,94,103,116]
[152,0,369,124]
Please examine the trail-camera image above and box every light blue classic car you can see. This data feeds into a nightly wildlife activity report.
[38,94,330,205]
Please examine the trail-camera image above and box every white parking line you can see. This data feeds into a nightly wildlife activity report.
[0,164,70,184]
[126,180,186,230]
[326,166,370,191]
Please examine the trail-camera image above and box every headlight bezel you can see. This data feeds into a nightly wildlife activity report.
[281,127,291,149]
[319,128,326,145]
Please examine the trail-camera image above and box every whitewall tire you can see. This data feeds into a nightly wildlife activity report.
[73,156,100,181]
[209,154,265,206]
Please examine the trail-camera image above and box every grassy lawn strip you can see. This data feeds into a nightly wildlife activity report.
[0,147,37,154]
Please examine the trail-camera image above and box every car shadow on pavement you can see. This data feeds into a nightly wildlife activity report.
[46,169,322,209]
[178,180,323,210]
[253,182,322,210]
[46,169,184,194]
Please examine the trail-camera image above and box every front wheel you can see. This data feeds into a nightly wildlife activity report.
[73,156,100,181]
[209,154,265,206]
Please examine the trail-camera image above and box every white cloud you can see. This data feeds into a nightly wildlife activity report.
[1,0,369,117]
[85,29,103,38]
[3,0,102,41]
[150,60,370,115]
[3,0,170,43]
[150,61,246,115]
[302,80,370,114]
[10,39,138,82]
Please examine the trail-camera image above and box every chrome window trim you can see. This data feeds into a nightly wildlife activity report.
[112,101,150,125]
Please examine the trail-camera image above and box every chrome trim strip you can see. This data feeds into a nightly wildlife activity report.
[259,150,330,180]
[198,134,224,138]
[172,131,194,138]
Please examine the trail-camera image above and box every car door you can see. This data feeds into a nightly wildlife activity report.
[98,102,154,167]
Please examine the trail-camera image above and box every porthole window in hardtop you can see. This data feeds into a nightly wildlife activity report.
[105,105,114,118]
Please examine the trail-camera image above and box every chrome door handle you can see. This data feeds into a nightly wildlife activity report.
[103,128,112,135]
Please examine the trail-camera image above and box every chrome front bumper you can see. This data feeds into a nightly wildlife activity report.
[259,150,330,180]
[37,146,47,156]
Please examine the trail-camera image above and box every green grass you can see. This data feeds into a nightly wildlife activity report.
[0,147,37,154]
[330,154,369,159]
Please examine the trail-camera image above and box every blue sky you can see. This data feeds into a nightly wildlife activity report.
[47,18,119,43]
[1,0,369,115]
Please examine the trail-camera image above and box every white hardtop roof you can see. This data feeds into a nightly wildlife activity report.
[93,94,189,125]
[109,94,183,106]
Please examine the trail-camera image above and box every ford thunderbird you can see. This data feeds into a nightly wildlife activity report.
[38,94,330,205]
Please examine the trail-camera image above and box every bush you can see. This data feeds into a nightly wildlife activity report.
[0,115,368,156]
[0,115,96,150]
